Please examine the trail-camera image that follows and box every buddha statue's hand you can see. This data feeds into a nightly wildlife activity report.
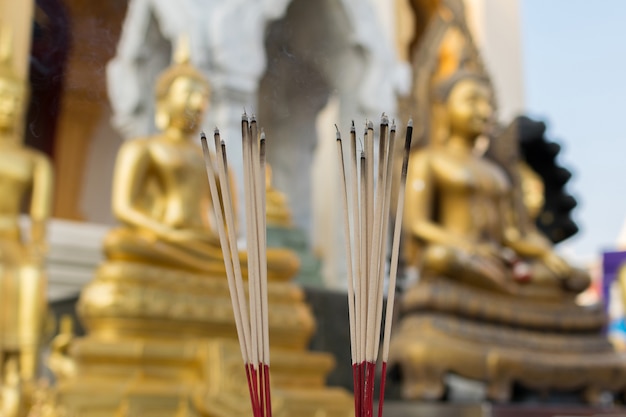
[539,251,571,279]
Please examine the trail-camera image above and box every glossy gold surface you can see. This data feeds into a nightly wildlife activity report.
[51,40,351,417]
[102,48,298,280]
[402,76,590,298]
[0,26,53,417]
[391,71,626,402]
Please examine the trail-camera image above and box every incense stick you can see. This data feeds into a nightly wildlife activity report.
[336,127,359,415]
[373,120,394,359]
[202,115,273,417]
[200,131,259,416]
[336,119,413,417]
[240,116,262,417]
[258,132,272,417]
[378,119,413,417]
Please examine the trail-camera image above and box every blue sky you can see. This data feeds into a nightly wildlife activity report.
[521,0,626,262]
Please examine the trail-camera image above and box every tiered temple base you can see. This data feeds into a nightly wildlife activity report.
[56,338,351,416]
[53,261,353,416]
[389,278,626,404]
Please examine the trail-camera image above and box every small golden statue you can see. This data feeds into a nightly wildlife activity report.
[0,26,54,417]
[265,165,293,228]
[389,1,626,403]
[53,37,351,416]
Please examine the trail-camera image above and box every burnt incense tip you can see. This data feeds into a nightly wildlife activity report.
[200,131,207,140]
[381,114,389,125]
[260,131,266,140]
[360,151,365,159]
[220,139,225,147]
[250,114,257,122]
[367,121,374,130]
[408,118,414,127]
[213,127,220,134]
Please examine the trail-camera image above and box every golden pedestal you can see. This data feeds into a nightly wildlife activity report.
[54,261,352,416]
[389,278,626,403]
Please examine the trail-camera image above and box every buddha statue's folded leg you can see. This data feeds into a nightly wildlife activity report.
[104,228,300,281]
[525,261,590,296]
[16,263,46,382]
[237,248,300,282]
[421,244,518,294]
[103,228,232,275]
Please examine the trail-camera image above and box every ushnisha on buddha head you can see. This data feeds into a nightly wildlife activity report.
[154,36,210,134]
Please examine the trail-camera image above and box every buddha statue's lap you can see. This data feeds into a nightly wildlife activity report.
[104,226,299,281]
[420,242,589,300]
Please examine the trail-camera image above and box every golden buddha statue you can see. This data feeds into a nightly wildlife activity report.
[389,68,626,403]
[0,27,53,414]
[53,38,351,417]
[102,44,297,281]
[402,72,589,300]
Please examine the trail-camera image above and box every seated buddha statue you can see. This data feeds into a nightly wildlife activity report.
[402,71,589,300]
[102,43,299,282]
[0,31,53,397]
[388,70,623,403]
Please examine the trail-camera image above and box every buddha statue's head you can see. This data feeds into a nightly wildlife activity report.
[434,71,493,140]
[154,37,210,134]
[0,28,27,139]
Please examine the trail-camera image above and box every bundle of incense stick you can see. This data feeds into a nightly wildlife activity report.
[336,116,413,417]
[200,114,271,417]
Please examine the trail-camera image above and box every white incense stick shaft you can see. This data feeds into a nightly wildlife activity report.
[382,121,413,362]
[373,124,395,357]
[201,133,249,364]
[249,118,264,369]
[242,118,259,369]
[336,132,357,365]
[349,123,362,363]
[370,115,390,361]
[216,138,253,362]
[359,152,368,362]
[365,119,387,362]
[258,134,270,366]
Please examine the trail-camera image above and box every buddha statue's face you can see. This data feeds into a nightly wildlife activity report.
[158,75,209,133]
[0,77,25,134]
[446,78,492,139]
